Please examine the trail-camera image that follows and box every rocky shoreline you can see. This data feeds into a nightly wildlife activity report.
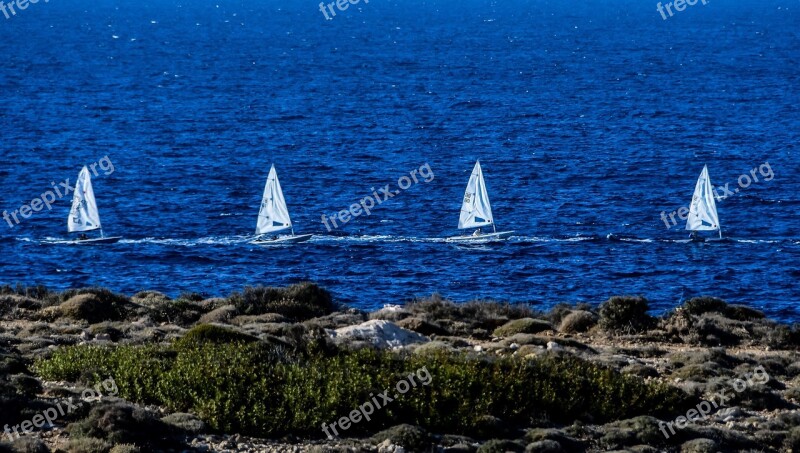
[1,284,800,452]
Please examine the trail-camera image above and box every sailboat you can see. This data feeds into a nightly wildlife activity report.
[68,166,121,244]
[446,160,514,243]
[251,165,313,245]
[685,165,723,242]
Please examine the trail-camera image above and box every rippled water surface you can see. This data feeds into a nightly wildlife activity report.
[1,0,799,319]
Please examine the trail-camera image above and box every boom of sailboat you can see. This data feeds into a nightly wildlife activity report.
[58,161,730,245]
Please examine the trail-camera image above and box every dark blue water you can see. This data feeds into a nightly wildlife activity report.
[2,0,799,319]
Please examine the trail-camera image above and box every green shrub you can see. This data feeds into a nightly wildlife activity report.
[36,343,694,440]
[177,292,204,302]
[558,311,598,334]
[724,304,765,321]
[68,402,177,449]
[64,437,113,453]
[786,426,800,451]
[493,319,552,337]
[161,412,207,434]
[60,287,130,306]
[0,284,55,303]
[174,324,259,350]
[478,439,525,453]
[230,282,335,320]
[683,297,728,316]
[372,424,431,450]
[109,445,142,453]
[407,295,538,326]
[9,437,48,453]
[146,299,205,326]
[58,292,129,323]
[599,296,654,334]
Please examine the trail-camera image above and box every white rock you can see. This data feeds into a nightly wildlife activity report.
[329,320,429,349]
[546,341,562,351]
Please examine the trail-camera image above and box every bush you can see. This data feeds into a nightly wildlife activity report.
[478,439,525,453]
[786,426,800,451]
[683,297,728,316]
[230,282,335,320]
[64,438,112,453]
[558,311,598,334]
[493,319,552,337]
[174,324,259,349]
[724,305,765,321]
[599,296,654,334]
[372,424,431,450]
[682,297,764,322]
[58,293,128,324]
[161,412,207,434]
[146,299,205,326]
[10,437,49,453]
[60,288,129,307]
[67,402,177,449]
[408,295,537,324]
[36,343,694,440]
[109,446,141,453]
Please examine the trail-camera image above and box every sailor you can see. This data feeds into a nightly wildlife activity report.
[79,234,89,241]
[473,228,482,236]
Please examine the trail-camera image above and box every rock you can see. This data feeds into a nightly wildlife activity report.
[547,341,562,351]
[715,406,743,422]
[330,320,429,349]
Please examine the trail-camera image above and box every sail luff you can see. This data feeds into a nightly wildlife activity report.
[67,166,102,233]
[255,165,293,235]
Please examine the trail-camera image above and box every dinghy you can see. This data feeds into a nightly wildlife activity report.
[446,160,513,243]
[251,165,312,245]
[68,166,121,244]
[684,165,723,242]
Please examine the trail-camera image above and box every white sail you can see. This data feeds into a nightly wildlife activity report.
[68,166,102,233]
[458,160,494,229]
[686,165,720,232]
[256,165,292,235]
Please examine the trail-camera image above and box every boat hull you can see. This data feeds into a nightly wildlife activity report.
[252,234,313,245]
[72,237,122,245]
[446,231,514,243]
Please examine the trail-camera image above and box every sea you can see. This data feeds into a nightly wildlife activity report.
[1,0,798,320]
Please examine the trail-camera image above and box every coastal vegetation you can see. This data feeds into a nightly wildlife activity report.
[1,283,799,451]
